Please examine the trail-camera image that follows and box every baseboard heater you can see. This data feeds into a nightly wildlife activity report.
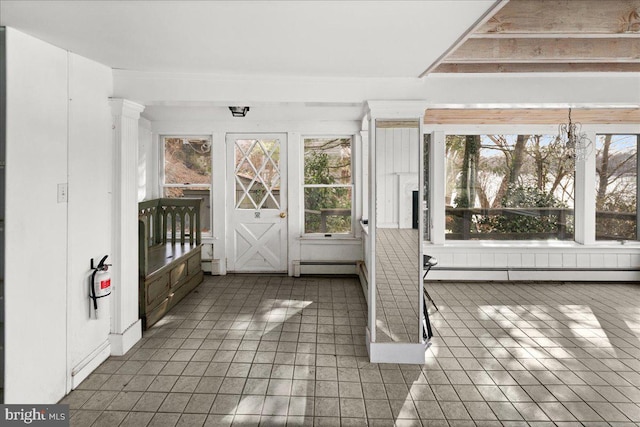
[293,260,359,277]
[427,266,640,282]
[430,266,640,272]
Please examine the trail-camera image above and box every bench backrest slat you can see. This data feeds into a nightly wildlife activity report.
[139,198,202,276]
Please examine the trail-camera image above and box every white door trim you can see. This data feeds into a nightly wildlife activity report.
[226,133,288,273]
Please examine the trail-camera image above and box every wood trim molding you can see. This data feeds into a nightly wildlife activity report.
[423,108,640,125]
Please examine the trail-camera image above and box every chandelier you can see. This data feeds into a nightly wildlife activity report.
[558,108,592,163]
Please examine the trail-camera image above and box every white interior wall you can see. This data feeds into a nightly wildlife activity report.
[137,118,154,202]
[5,28,113,403]
[67,52,113,389]
[375,127,419,228]
[6,27,69,404]
[148,119,363,273]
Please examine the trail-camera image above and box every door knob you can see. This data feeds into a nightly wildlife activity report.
[280,212,287,218]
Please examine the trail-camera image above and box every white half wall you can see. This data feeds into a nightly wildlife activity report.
[5,28,114,403]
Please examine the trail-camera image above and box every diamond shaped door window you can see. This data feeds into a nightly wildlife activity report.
[235,139,281,210]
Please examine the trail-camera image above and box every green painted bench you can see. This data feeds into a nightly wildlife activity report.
[138,198,204,329]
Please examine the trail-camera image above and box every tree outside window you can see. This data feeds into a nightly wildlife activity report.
[163,136,212,233]
[445,134,575,240]
[303,137,353,234]
[595,134,638,241]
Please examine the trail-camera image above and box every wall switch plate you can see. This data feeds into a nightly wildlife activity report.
[57,183,68,203]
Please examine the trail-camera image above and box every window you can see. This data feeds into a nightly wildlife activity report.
[162,136,212,233]
[445,134,575,240]
[595,134,638,241]
[303,137,353,234]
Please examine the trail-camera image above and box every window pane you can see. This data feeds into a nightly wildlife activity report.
[596,134,638,240]
[164,137,211,185]
[445,135,575,240]
[304,187,352,233]
[304,138,352,185]
[163,187,211,233]
[235,139,281,209]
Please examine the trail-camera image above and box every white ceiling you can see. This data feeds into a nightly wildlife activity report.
[0,0,496,78]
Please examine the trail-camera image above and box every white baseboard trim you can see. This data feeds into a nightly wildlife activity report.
[366,327,426,364]
[71,340,111,389]
[210,259,223,275]
[368,340,426,364]
[109,319,142,356]
[428,269,640,282]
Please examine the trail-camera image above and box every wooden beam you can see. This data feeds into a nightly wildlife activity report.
[376,120,420,129]
[432,62,640,73]
[445,38,640,63]
[424,108,640,125]
[419,0,509,77]
[470,32,640,39]
[478,0,640,35]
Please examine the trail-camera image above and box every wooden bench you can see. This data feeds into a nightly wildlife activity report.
[138,198,204,329]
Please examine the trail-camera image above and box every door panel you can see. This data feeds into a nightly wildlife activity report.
[227,134,287,272]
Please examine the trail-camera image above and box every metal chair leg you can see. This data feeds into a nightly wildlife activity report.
[424,289,439,312]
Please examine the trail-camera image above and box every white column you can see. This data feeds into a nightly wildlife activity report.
[109,99,145,355]
[430,131,446,245]
[360,129,369,222]
[366,114,377,344]
[575,129,597,245]
[287,132,301,276]
[211,131,227,275]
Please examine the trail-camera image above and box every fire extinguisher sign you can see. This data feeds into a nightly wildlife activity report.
[100,279,111,290]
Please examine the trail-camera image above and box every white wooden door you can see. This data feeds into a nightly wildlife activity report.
[226,134,287,272]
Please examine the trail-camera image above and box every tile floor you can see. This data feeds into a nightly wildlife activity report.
[375,228,420,343]
[65,275,640,426]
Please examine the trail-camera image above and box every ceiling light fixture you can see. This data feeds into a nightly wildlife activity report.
[558,108,592,164]
[229,106,250,117]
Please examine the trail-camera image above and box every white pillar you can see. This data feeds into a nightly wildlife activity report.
[287,132,301,276]
[365,100,428,364]
[430,131,446,245]
[211,131,227,275]
[575,129,597,245]
[360,129,369,223]
[109,99,144,355]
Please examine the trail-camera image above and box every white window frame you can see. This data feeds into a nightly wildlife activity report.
[302,135,355,237]
[426,124,640,246]
[160,135,213,237]
[594,133,639,242]
[441,129,576,242]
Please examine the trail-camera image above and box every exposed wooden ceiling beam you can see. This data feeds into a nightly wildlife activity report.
[445,38,640,63]
[470,33,640,39]
[419,0,510,77]
[424,108,640,125]
[477,0,640,35]
[433,63,640,73]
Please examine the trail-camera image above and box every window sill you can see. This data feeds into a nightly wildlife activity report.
[426,240,640,249]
